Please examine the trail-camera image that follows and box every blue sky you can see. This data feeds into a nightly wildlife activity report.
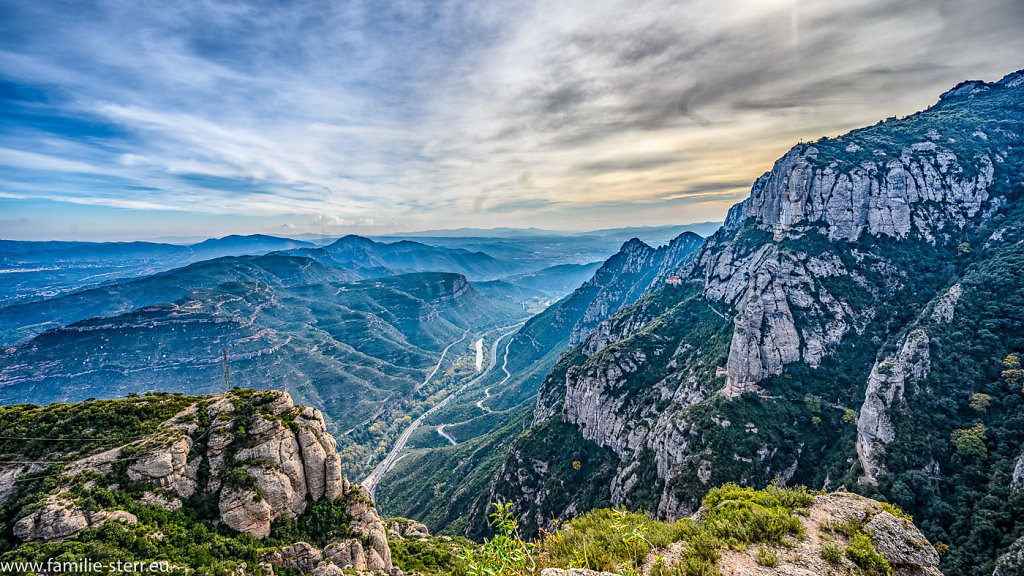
[1,0,1022,241]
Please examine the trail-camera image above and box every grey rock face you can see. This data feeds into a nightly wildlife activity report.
[865,511,940,570]
[1013,452,1024,493]
[219,485,275,539]
[994,535,1024,576]
[265,542,324,573]
[264,535,391,575]
[389,520,430,540]
[856,329,931,483]
[344,485,392,572]
[857,283,961,483]
[695,133,998,392]
[127,436,197,497]
[733,143,993,243]
[324,539,368,571]
[10,390,374,554]
[13,498,137,542]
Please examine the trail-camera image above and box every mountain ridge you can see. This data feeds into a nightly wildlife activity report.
[478,68,1024,575]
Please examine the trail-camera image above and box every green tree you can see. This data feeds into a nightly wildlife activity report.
[1003,353,1023,391]
[803,394,822,413]
[951,423,988,461]
[969,393,991,413]
[843,409,857,424]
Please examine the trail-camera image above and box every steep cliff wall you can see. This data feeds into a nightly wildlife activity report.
[486,69,1024,575]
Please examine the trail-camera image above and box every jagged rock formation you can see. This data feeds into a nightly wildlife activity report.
[262,513,395,576]
[499,232,703,409]
[484,69,1024,574]
[856,284,961,483]
[117,390,348,539]
[2,389,394,575]
[13,497,138,542]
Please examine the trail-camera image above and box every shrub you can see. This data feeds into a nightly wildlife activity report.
[820,542,843,564]
[459,503,534,576]
[699,483,807,547]
[844,534,891,574]
[879,502,912,522]
[755,546,779,567]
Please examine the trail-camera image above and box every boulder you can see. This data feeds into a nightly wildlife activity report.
[864,511,940,569]
[324,539,367,570]
[219,486,273,539]
[264,542,323,573]
[14,498,137,542]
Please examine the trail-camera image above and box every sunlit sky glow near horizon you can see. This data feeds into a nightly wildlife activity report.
[1,0,1023,241]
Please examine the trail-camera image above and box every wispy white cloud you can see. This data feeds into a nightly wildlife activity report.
[0,0,1022,239]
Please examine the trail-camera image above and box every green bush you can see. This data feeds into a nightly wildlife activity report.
[844,534,891,574]
[820,542,843,564]
[755,546,779,567]
[698,483,808,547]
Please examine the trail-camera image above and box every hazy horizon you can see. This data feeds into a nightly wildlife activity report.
[2,1,1023,241]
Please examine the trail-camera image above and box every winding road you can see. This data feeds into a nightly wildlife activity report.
[475,334,514,412]
[436,424,457,445]
[415,330,469,393]
[361,326,518,499]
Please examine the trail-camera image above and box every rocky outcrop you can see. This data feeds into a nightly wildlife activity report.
[127,436,198,498]
[857,283,961,483]
[388,519,430,540]
[856,328,931,483]
[994,535,1024,576]
[507,232,704,390]
[263,525,395,576]
[345,485,392,572]
[118,390,348,539]
[669,492,941,576]
[7,390,390,573]
[566,235,703,347]
[13,498,137,542]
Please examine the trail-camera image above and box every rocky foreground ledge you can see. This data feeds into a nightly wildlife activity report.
[0,390,395,574]
[537,491,942,576]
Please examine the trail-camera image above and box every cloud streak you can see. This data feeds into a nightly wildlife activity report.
[0,0,1022,239]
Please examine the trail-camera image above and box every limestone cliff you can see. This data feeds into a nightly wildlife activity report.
[485,69,1024,574]
[2,390,394,574]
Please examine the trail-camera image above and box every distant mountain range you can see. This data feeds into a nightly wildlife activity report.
[0,234,316,305]
[289,235,524,281]
[377,222,723,241]
[1,226,719,307]
[0,257,518,449]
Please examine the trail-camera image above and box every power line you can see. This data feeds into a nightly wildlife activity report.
[6,422,218,485]
[0,435,153,441]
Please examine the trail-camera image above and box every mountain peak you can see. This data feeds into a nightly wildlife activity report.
[619,237,651,253]
[328,234,376,248]
[940,68,1024,100]
[997,68,1024,88]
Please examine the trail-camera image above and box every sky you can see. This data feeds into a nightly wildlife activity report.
[1,0,1022,241]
